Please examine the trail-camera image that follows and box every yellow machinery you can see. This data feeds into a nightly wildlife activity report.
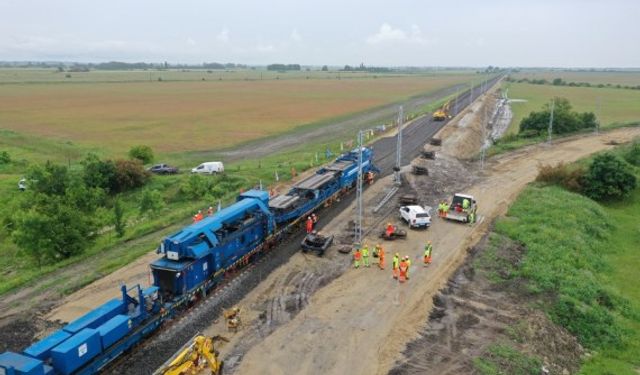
[157,334,228,375]
[223,307,242,333]
[432,101,451,121]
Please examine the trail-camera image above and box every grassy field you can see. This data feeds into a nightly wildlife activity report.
[0,73,475,157]
[511,70,640,86]
[504,82,640,134]
[490,143,640,374]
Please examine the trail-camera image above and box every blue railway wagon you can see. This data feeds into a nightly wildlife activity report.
[0,352,49,375]
[23,330,71,362]
[51,329,101,375]
[62,300,124,334]
[96,315,131,349]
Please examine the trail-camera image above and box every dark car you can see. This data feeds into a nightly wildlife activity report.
[148,163,179,174]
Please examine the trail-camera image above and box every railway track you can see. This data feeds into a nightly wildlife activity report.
[107,76,501,374]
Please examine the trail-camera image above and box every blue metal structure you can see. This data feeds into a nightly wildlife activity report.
[0,147,378,375]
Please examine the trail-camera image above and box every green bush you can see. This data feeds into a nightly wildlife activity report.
[519,98,598,136]
[0,151,10,164]
[128,145,154,164]
[82,153,117,192]
[623,141,640,166]
[139,189,165,215]
[582,153,636,201]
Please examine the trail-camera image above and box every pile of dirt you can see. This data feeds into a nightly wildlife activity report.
[389,234,583,375]
[0,316,62,353]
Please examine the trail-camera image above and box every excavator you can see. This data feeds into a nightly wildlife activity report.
[157,334,228,375]
[432,101,451,121]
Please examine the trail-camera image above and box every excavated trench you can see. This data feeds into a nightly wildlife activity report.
[106,76,502,374]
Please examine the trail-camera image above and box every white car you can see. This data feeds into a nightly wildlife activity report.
[399,205,432,229]
[191,161,224,174]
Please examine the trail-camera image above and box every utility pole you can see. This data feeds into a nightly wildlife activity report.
[454,87,459,115]
[394,106,404,186]
[354,130,364,245]
[547,98,555,144]
[481,101,487,170]
[596,96,602,134]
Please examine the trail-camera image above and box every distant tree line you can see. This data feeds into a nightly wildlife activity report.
[342,63,391,73]
[505,76,640,90]
[267,64,301,71]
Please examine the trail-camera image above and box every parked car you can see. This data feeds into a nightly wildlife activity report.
[148,163,179,174]
[399,205,432,229]
[191,161,224,174]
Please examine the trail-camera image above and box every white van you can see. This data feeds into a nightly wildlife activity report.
[399,205,432,229]
[191,161,224,174]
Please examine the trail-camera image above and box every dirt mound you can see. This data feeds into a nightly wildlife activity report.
[389,235,583,375]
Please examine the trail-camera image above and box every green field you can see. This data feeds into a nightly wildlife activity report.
[511,70,640,86]
[504,82,640,134]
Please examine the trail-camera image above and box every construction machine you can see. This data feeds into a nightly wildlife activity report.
[156,334,228,375]
[432,101,451,121]
[223,307,242,332]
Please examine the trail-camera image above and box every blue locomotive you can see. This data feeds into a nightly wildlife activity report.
[0,147,378,375]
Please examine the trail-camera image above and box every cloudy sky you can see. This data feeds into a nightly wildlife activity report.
[0,0,638,67]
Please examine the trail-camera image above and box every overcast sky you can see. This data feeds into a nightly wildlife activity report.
[0,0,638,67]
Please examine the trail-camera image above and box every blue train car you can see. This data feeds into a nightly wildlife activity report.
[152,190,273,299]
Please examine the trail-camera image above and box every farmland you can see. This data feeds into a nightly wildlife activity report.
[0,70,476,159]
[504,81,640,134]
[510,70,640,86]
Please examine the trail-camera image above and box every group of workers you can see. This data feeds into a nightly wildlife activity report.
[353,243,386,269]
[353,241,433,283]
[192,206,217,223]
[305,213,319,233]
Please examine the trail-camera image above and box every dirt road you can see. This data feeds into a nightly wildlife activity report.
[232,127,640,375]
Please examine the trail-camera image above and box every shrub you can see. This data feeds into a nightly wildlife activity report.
[535,162,585,192]
[519,98,597,136]
[623,141,640,166]
[582,153,636,201]
[0,151,10,164]
[113,159,150,193]
[128,145,154,164]
[82,153,117,192]
[139,189,165,215]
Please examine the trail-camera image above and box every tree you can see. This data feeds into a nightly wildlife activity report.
[321,65,328,71]
[128,145,154,164]
[139,189,165,215]
[82,153,116,192]
[113,199,125,237]
[552,78,565,86]
[623,141,640,166]
[113,159,150,193]
[11,183,101,264]
[582,153,637,201]
[26,161,69,196]
[519,98,598,136]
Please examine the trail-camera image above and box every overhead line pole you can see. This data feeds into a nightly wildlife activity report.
[394,106,404,186]
[547,98,555,144]
[354,130,364,245]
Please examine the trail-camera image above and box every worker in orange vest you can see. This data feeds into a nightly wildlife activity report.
[306,216,313,234]
[353,248,362,268]
[196,210,204,222]
[405,255,412,280]
[192,214,198,223]
[392,253,400,279]
[311,213,318,226]
[386,222,394,237]
[376,244,385,270]
[398,257,408,283]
